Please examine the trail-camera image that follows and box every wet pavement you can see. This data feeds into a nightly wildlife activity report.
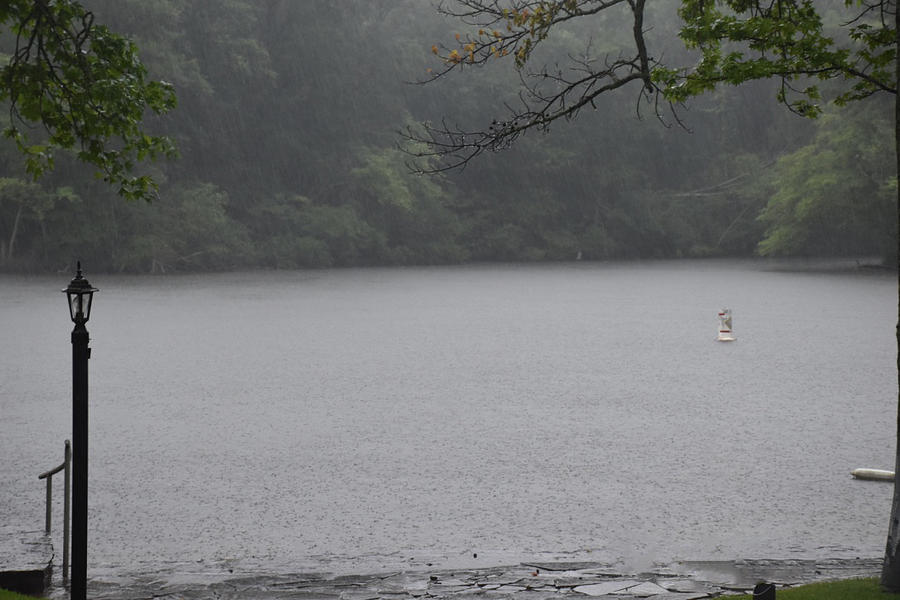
[36,557,882,599]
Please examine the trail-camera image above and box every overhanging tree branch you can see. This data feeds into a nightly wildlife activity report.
[0,0,177,201]
[403,0,664,173]
[404,0,896,173]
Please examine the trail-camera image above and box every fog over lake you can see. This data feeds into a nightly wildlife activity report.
[1,260,896,578]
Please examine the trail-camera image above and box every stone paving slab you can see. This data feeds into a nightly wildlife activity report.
[574,580,646,596]
[34,557,882,600]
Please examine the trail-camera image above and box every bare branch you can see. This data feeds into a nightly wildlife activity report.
[404,0,671,173]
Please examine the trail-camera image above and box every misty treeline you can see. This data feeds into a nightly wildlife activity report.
[0,0,895,273]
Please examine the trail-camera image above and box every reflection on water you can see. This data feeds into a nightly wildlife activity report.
[1,260,896,577]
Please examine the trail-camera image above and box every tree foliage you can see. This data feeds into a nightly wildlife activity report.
[664,0,897,112]
[0,0,176,200]
[759,100,896,259]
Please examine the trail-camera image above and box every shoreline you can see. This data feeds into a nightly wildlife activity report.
[42,557,884,600]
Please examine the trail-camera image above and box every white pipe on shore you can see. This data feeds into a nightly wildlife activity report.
[851,468,895,482]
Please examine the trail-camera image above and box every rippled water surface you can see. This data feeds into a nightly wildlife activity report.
[1,260,896,577]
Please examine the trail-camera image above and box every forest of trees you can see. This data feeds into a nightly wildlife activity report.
[0,0,895,273]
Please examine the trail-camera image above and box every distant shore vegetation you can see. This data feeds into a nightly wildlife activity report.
[0,1,895,274]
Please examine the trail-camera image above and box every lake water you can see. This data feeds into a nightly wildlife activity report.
[1,259,897,579]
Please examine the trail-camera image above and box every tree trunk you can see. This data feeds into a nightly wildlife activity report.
[7,202,22,261]
[879,4,900,591]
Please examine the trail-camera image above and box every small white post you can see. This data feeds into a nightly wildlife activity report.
[717,308,735,342]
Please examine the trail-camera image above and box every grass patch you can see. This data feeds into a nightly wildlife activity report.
[731,578,900,599]
[0,589,41,600]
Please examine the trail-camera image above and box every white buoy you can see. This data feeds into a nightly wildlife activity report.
[717,308,736,342]
[851,468,895,482]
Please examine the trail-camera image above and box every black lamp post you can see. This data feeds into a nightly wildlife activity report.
[63,262,97,600]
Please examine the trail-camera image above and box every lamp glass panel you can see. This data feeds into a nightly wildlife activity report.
[82,293,93,320]
[68,294,80,321]
[68,293,92,321]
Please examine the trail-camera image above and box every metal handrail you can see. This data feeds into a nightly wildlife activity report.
[38,440,71,581]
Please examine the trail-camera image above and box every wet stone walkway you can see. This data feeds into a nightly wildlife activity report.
[45,558,881,600]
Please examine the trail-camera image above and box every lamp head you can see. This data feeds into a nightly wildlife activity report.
[63,261,99,324]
